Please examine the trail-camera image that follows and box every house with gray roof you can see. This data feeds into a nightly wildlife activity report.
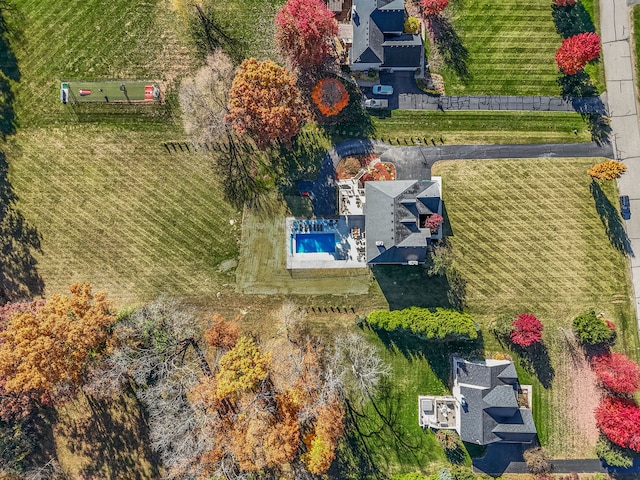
[364,177,441,265]
[419,358,536,446]
[350,0,424,72]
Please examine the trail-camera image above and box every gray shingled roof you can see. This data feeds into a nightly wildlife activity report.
[456,360,537,445]
[351,0,423,68]
[365,179,440,265]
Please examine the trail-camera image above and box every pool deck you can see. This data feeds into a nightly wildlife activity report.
[286,216,367,270]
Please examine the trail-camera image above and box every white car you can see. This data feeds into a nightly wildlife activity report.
[372,84,393,95]
[364,98,388,109]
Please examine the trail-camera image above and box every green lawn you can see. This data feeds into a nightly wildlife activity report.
[437,0,602,96]
[335,327,475,478]
[437,0,559,95]
[6,128,240,306]
[338,158,638,475]
[371,110,591,144]
[634,6,640,98]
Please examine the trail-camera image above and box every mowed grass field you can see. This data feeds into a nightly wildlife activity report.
[431,158,638,456]
[6,128,240,306]
[10,0,192,127]
[439,0,570,95]
[371,110,591,144]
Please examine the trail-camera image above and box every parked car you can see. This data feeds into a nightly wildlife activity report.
[364,98,388,109]
[620,195,631,220]
[372,84,393,95]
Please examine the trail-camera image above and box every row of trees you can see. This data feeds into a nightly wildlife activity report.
[0,287,391,477]
[551,0,609,142]
[569,309,640,464]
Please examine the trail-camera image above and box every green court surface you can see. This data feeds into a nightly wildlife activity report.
[60,81,160,103]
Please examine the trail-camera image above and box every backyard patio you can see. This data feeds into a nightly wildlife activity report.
[286,216,368,269]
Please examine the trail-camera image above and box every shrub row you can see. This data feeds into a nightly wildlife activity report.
[366,307,479,341]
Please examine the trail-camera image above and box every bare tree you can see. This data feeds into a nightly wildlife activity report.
[179,50,234,145]
[86,297,214,479]
[331,333,391,405]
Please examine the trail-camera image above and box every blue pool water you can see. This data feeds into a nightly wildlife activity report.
[296,233,336,253]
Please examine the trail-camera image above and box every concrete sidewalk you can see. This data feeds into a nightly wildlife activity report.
[399,94,606,113]
[600,0,640,329]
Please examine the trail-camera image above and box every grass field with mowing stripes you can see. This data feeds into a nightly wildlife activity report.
[372,110,591,144]
[439,0,559,95]
[7,128,240,306]
[438,0,601,96]
[10,0,191,127]
[432,158,638,456]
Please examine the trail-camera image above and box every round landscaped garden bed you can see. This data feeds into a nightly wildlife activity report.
[335,154,379,180]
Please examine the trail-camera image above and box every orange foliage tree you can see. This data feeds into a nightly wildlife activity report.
[588,160,627,181]
[0,299,46,420]
[187,324,344,477]
[226,58,306,150]
[302,398,345,473]
[311,78,349,117]
[0,283,114,400]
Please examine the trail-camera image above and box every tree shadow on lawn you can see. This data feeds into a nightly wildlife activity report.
[513,342,555,389]
[372,327,485,387]
[372,265,453,311]
[189,3,244,63]
[336,379,434,478]
[590,180,633,256]
[273,132,328,192]
[552,3,596,39]
[428,15,470,83]
[55,390,160,480]
[0,151,44,303]
[0,4,19,139]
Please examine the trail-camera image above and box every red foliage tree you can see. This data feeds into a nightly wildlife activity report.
[595,396,640,451]
[421,0,449,16]
[555,32,601,75]
[425,213,444,234]
[592,353,640,395]
[275,0,338,69]
[553,0,576,5]
[510,313,544,347]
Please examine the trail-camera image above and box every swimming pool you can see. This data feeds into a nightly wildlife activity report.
[295,233,336,253]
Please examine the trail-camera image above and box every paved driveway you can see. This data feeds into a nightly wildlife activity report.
[298,140,612,216]
[361,71,423,110]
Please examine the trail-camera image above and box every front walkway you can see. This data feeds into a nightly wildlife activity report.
[600,0,640,331]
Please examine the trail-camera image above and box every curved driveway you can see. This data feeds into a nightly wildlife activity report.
[298,139,612,216]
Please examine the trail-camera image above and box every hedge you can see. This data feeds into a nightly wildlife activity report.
[573,309,614,345]
[366,307,479,341]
